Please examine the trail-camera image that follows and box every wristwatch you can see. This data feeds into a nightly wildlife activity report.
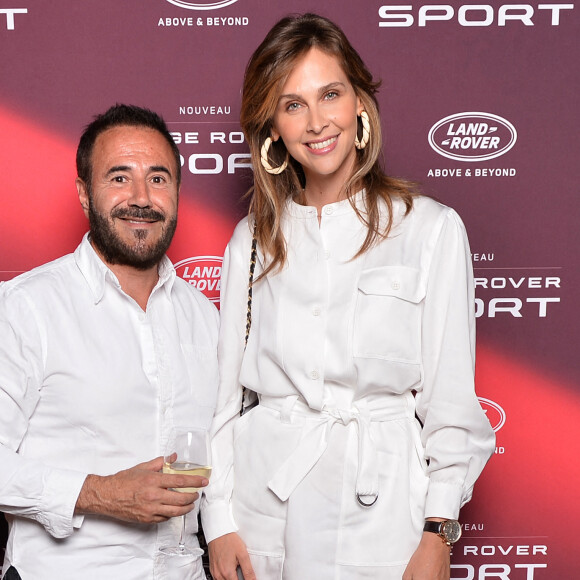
[423,520,462,545]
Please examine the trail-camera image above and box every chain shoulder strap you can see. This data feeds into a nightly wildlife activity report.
[240,225,258,415]
[244,229,258,347]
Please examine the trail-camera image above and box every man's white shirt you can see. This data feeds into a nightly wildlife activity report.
[0,234,219,579]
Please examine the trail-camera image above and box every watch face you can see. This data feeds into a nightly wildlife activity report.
[441,520,462,543]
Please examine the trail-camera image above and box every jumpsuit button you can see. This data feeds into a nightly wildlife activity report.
[310,370,320,380]
[391,280,401,291]
[312,306,321,316]
[324,206,333,215]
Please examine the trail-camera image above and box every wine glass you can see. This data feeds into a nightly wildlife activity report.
[159,427,212,557]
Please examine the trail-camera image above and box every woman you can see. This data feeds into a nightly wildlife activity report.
[201,13,495,580]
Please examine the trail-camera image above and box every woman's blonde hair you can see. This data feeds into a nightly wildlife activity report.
[241,13,415,276]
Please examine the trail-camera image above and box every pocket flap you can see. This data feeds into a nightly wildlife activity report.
[357,266,425,303]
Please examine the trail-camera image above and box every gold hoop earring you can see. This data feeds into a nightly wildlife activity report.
[260,137,288,175]
[355,111,370,150]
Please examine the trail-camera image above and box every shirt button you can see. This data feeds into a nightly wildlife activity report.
[310,370,320,380]
[312,306,321,316]
[324,250,331,260]
[324,206,333,215]
[391,281,401,291]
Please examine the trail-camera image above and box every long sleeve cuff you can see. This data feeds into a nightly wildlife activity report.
[200,499,238,543]
[424,480,466,520]
[37,469,88,538]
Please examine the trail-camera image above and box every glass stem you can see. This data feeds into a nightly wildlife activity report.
[178,514,186,551]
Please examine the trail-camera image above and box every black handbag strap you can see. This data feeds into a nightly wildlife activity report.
[240,224,258,415]
[245,227,258,347]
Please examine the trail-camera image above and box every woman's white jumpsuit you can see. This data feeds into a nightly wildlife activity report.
[202,194,495,579]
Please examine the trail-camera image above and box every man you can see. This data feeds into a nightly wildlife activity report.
[0,104,219,579]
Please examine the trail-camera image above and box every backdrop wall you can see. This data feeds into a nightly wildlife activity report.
[1,1,578,578]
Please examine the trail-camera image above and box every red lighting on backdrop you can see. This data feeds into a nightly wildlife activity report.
[454,342,579,576]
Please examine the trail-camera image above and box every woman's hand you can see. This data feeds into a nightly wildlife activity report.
[402,531,451,580]
[209,532,256,580]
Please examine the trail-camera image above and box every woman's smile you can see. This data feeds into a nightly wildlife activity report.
[305,135,339,153]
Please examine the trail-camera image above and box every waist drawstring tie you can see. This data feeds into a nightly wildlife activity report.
[262,393,414,507]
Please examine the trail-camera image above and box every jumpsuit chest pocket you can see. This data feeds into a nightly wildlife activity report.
[353,266,425,363]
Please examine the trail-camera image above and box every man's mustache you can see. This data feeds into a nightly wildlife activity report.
[111,208,165,222]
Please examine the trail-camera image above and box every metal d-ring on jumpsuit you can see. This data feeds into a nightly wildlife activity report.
[201,193,496,580]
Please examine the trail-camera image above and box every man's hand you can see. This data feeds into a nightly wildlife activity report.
[209,532,256,580]
[75,456,209,524]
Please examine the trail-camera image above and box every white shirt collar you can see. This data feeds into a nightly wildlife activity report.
[286,189,367,219]
[74,232,176,305]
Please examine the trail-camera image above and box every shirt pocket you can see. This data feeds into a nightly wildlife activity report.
[353,266,425,363]
[247,550,284,579]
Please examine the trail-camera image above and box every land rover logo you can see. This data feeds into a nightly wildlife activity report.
[174,256,222,305]
[479,397,506,432]
[165,0,238,10]
[428,112,517,162]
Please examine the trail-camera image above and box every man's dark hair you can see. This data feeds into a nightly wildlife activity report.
[76,104,181,188]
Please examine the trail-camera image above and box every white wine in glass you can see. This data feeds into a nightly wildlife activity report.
[159,427,211,557]
[162,461,212,493]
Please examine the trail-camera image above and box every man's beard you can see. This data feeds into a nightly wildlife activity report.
[88,199,177,271]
